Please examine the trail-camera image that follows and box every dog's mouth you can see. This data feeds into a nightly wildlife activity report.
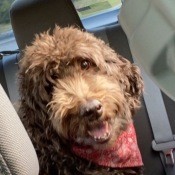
[88,121,111,143]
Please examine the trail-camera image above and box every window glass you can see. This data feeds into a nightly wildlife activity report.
[72,0,122,19]
[0,0,15,35]
[0,0,122,36]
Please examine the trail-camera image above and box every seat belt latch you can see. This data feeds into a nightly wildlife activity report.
[152,140,175,166]
[163,149,174,165]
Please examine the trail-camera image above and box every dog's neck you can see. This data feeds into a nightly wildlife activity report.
[72,123,143,168]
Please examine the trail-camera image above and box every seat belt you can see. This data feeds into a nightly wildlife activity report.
[134,61,175,175]
[98,28,175,175]
[0,50,20,104]
[0,59,9,98]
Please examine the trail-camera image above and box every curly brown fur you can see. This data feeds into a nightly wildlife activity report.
[18,26,144,175]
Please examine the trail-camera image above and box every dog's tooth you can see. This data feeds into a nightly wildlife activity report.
[103,134,106,139]
[103,133,107,138]
[93,132,111,141]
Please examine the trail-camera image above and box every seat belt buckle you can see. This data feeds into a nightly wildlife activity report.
[163,149,174,165]
[152,140,175,165]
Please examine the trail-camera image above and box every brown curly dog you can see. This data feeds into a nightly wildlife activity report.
[18,26,144,175]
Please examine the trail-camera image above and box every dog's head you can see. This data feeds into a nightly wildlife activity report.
[19,26,143,149]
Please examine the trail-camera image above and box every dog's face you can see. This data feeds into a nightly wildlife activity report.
[20,27,143,149]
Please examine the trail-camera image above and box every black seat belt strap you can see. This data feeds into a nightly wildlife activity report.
[0,50,20,103]
[0,59,9,98]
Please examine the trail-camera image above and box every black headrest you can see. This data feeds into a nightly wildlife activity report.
[10,0,84,50]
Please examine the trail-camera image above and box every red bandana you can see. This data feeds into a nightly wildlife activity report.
[72,123,143,168]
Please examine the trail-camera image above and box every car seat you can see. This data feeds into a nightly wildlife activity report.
[0,84,39,175]
[119,1,175,175]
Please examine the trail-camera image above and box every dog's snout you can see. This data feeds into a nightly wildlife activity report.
[80,100,102,119]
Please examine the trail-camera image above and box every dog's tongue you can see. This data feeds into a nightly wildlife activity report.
[88,121,109,139]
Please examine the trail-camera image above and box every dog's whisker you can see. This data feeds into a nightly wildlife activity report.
[66,61,71,66]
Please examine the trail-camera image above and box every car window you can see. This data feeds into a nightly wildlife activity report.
[72,0,121,19]
[0,0,122,51]
[0,0,122,35]
[0,0,15,36]
[71,0,122,29]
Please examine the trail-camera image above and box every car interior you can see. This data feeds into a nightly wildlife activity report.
[0,0,175,175]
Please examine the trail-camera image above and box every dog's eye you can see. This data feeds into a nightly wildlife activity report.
[81,60,91,70]
[51,74,59,80]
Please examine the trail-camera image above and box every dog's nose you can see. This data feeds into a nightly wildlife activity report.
[80,100,102,119]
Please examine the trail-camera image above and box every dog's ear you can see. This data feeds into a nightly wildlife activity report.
[101,44,143,113]
[19,49,60,110]
[115,55,144,113]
